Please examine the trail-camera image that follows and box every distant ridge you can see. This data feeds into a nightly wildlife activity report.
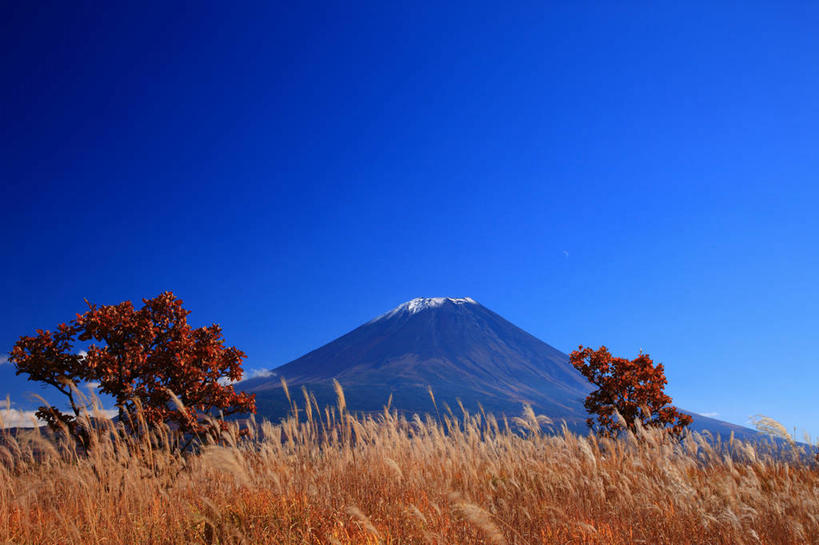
[240,297,757,437]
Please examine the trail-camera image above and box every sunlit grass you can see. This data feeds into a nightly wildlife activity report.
[0,387,817,544]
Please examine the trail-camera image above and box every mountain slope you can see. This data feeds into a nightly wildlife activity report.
[240,297,754,437]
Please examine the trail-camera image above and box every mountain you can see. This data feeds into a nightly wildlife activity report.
[240,297,755,437]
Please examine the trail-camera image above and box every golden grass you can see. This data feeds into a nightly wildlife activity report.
[1,390,817,545]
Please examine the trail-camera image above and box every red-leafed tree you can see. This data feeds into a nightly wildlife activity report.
[9,292,255,442]
[569,345,692,437]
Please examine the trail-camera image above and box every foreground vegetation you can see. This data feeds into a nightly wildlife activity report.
[1,394,817,545]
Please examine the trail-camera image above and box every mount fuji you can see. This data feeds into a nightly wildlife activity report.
[240,297,751,436]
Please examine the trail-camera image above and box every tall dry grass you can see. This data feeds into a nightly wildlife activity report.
[1,386,817,545]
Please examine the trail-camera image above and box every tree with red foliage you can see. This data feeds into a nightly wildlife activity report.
[569,345,692,437]
[9,292,256,443]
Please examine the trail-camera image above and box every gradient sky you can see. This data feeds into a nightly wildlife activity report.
[2,2,818,437]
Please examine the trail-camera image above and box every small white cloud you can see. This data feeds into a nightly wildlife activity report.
[562,250,569,258]
[0,354,9,365]
[1,409,42,428]
[78,350,88,358]
[244,368,275,380]
[86,382,100,390]
[699,412,719,418]
[220,368,276,386]
[0,407,118,428]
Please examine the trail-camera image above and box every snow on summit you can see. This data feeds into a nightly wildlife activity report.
[404,297,476,313]
[372,297,477,322]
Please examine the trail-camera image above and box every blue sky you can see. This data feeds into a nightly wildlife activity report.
[2,2,818,437]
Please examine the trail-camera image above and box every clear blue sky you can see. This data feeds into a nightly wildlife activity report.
[2,2,818,437]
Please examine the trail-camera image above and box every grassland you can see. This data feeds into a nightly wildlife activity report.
[1,390,817,545]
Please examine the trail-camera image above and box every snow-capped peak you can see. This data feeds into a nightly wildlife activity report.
[372,297,478,322]
[405,297,476,313]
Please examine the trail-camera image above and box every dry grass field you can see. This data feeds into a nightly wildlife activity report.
[1,388,817,545]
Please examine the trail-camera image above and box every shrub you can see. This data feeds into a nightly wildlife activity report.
[9,291,255,443]
[569,345,692,437]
